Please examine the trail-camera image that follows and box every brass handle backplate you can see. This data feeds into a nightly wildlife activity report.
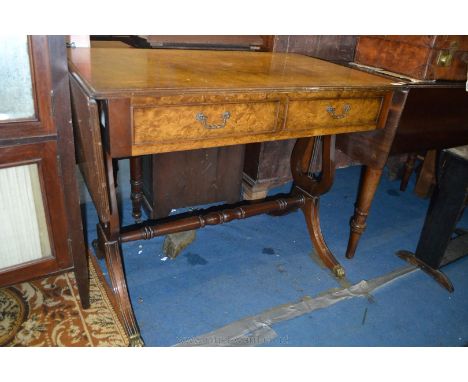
[326,104,351,119]
[196,111,231,129]
[437,41,459,67]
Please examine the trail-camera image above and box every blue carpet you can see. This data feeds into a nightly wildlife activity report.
[79,162,468,346]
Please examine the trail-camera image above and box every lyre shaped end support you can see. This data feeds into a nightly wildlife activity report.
[291,135,336,197]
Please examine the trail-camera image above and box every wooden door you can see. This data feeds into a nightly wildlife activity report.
[0,35,88,305]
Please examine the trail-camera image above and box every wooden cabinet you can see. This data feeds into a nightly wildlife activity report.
[355,36,468,81]
[0,36,89,307]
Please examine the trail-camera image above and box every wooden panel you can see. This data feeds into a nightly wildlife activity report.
[68,48,396,98]
[285,97,383,132]
[48,36,89,306]
[133,101,281,145]
[391,87,468,153]
[142,145,245,219]
[69,75,110,223]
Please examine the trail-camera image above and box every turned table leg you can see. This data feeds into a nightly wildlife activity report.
[291,135,345,278]
[130,156,144,223]
[345,166,383,259]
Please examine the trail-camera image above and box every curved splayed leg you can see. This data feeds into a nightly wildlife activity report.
[291,135,345,278]
[95,152,144,346]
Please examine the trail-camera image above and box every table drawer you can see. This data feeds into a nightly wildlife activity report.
[285,97,384,132]
[133,101,280,144]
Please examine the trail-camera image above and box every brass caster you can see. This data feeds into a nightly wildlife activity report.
[129,334,145,347]
[332,265,346,278]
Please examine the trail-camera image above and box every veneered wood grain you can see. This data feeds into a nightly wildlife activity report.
[285,96,383,132]
[68,48,397,98]
[133,101,281,144]
[378,35,468,50]
[130,89,391,155]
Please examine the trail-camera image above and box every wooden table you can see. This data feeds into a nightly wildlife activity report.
[68,48,398,346]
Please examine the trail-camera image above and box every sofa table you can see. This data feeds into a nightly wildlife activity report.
[68,47,399,346]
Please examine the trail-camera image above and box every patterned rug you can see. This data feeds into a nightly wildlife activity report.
[0,255,129,347]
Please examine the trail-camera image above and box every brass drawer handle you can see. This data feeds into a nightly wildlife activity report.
[326,104,351,119]
[196,111,231,129]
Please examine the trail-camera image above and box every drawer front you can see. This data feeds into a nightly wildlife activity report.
[133,101,280,144]
[285,97,384,132]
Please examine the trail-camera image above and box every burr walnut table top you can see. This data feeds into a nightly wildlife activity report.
[68,48,399,157]
[68,48,397,97]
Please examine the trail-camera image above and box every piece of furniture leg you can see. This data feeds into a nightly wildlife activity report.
[400,153,417,191]
[414,147,468,268]
[291,135,344,278]
[130,156,144,222]
[113,159,119,188]
[396,250,454,292]
[346,166,383,259]
[105,151,143,346]
[414,149,437,198]
[97,224,144,346]
[301,196,345,277]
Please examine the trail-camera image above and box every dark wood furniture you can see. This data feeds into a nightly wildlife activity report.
[68,47,399,345]
[397,146,468,292]
[341,78,468,259]
[355,36,468,81]
[142,145,245,218]
[0,36,89,307]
